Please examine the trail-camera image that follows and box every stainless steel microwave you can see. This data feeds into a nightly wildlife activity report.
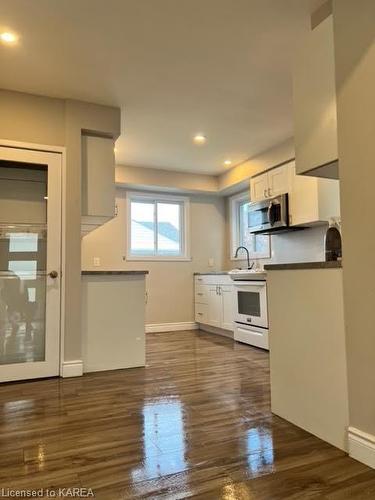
[248,194,289,234]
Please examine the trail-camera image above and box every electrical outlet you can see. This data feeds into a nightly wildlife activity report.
[208,257,214,267]
[93,257,101,267]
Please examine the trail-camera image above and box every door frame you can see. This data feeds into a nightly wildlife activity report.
[0,139,67,378]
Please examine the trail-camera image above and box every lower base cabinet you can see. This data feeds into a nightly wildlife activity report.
[195,275,234,331]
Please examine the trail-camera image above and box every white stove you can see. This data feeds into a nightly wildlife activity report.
[229,269,269,350]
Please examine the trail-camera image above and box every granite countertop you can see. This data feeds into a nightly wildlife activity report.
[82,270,149,275]
[264,261,342,271]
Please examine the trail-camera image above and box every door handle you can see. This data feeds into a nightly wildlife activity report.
[49,270,59,279]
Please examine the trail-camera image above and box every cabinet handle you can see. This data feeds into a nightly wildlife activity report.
[197,312,203,315]
[264,189,267,198]
[197,292,203,296]
[218,286,221,296]
[268,188,272,197]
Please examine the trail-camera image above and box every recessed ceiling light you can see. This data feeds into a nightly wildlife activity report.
[193,134,207,145]
[224,160,232,166]
[0,31,18,44]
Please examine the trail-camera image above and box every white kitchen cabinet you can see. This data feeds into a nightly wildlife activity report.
[207,287,222,328]
[250,164,292,202]
[81,135,116,235]
[221,285,235,331]
[268,165,292,198]
[250,160,340,226]
[195,303,208,324]
[289,163,340,226]
[293,16,338,178]
[250,174,269,202]
[194,276,234,332]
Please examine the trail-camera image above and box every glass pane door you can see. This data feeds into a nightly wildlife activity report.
[0,226,47,365]
[0,147,61,382]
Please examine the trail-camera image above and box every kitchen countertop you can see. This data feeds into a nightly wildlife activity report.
[194,271,229,275]
[82,270,149,275]
[264,261,342,271]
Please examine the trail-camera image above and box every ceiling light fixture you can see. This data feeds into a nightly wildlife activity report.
[0,31,18,44]
[224,160,232,166]
[193,134,207,145]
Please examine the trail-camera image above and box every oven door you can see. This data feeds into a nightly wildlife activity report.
[234,281,268,329]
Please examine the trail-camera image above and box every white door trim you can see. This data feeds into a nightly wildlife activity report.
[0,139,67,380]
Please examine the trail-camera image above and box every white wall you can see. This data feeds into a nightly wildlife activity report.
[81,189,226,325]
[268,225,327,264]
[333,0,375,440]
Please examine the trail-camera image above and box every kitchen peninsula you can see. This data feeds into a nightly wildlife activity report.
[265,261,348,450]
[81,270,148,373]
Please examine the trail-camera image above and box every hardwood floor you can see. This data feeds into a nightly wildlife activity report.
[0,330,375,499]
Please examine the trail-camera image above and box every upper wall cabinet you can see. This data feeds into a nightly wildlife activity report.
[250,164,292,202]
[293,16,339,179]
[289,164,340,227]
[81,135,116,236]
[250,160,340,226]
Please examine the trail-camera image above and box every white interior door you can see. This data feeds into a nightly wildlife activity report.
[0,146,61,382]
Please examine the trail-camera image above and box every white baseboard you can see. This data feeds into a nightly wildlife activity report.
[348,426,375,469]
[146,322,198,333]
[61,360,83,378]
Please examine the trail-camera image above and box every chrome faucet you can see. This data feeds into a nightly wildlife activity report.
[234,246,254,270]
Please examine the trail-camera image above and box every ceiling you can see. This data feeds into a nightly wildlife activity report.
[0,0,311,174]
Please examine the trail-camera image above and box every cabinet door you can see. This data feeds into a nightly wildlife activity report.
[221,286,234,331]
[82,135,115,218]
[195,303,208,324]
[250,173,269,202]
[267,164,291,198]
[207,287,222,328]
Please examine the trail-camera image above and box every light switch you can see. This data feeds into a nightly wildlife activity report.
[208,257,214,267]
[93,257,101,267]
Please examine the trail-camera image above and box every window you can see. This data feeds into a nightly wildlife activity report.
[127,192,190,260]
[230,192,270,260]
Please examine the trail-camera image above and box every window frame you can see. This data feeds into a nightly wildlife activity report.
[126,191,191,261]
[229,191,271,260]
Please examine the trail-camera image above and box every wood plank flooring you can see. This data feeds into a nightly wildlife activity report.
[0,330,375,499]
